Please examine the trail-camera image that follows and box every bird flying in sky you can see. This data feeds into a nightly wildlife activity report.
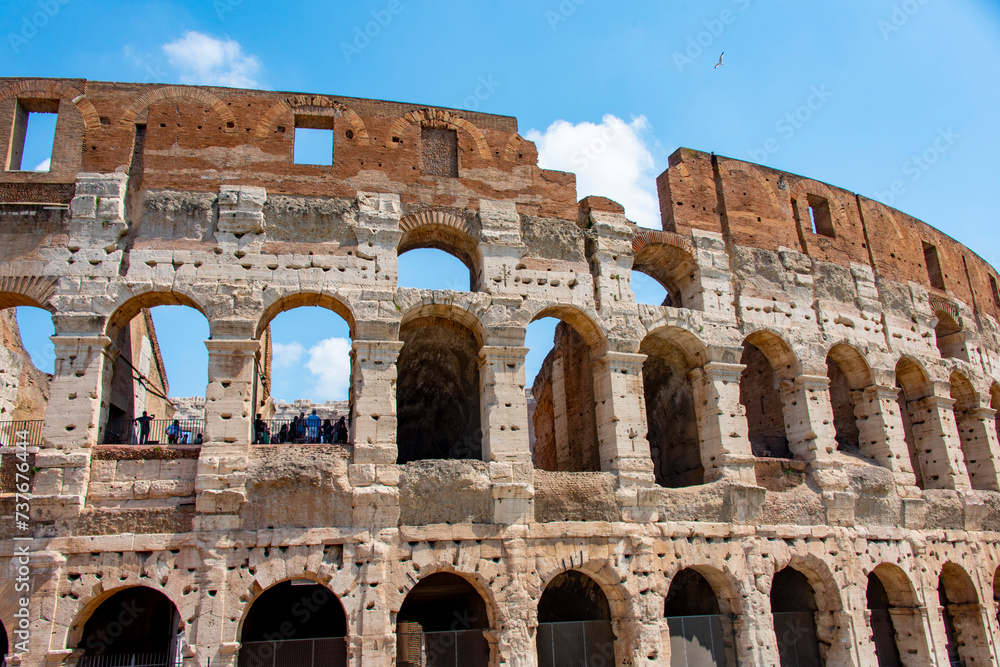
[715,52,725,69]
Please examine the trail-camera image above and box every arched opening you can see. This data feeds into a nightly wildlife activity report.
[866,573,903,667]
[740,333,795,459]
[950,372,989,490]
[641,329,704,487]
[631,240,699,309]
[398,248,472,292]
[254,304,353,445]
[103,298,209,445]
[0,303,53,445]
[537,570,615,667]
[632,269,672,306]
[664,569,733,667]
[826,344,874,455]
[396,572,490,667]
[527,313,602,473]
[238,580,347,667]
[895,358,933,490]
[396,314,482,463]
[397,219,480,292]
[934,310,967,361]
[991,384,1000,449]
[76,587,183,665]
[770,567,822,666]
[938,563,991,667]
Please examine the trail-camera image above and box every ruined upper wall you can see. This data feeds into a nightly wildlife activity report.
[0,77,577,219]
[657,147,1000,325]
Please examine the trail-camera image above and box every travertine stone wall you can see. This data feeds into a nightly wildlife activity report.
[1,78,1000,666]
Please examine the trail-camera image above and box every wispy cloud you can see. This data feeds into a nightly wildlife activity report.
[162,31,261,88]
[305,337,352,401]
[272,341,304,368]
[32,158,50,172]
[526,114,660,228]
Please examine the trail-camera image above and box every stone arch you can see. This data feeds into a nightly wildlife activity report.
[938,562,992,666]
[255,292,357,340]
[236,578,348,660]
[717,161,786,217]
[789,178,848,240]
[0,270,57,312]
[502,133,526,162]
[120,86,237,131]
[392,566,499,631]
[741,330,800,458]
[537,568,620,667]
[769,565,826,666]
[641,325,708,487]
[398,210,482,291]
[105,289,209,339]
[663,567,738,667]
[66,583,186,653]
[631,231,699,308]
[528,304,608,355]
[934,306,967,360]
[0,79,101,129]
[386,108,491,159]
[253,95,370,143]
[949,371,989,490]
[866,563,930,667]
[396,305,484,462]
[895,356,938,490]
[826,342,875,453]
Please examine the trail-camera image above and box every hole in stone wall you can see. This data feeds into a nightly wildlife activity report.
[807,194,834,238]
[294,114,336,166]
[398,248,472,292]
[6,100,58,171]
[770,568,822,666]
[77,587,183,659]
[923,241,946,291]
[740,340,791,459]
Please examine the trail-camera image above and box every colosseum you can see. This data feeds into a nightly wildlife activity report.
[1,76,1000,667]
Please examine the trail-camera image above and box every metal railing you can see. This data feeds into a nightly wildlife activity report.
[237,637,347,667]
[254,418,349,445]
[537,620,615,667]
[102,419,205,445]
[78,653,176,667]
[0,420,43,446]
[666,614,732,667]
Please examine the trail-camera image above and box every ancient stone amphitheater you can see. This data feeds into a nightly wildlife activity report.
[2,77,1000,667]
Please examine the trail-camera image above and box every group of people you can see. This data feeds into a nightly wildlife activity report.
[134,411,203,445]
[254,410,349,445]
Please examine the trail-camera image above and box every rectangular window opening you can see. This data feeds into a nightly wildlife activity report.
[990,275,1000,308]
[806,194,834,238]
[293,115,335,166]
[923,241,946,291]
[7,99,58,172]
[421,127,459,177]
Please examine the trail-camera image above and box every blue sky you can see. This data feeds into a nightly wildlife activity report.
[5,0,999,401]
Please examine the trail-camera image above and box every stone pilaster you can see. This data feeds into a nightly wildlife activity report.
[355,191,403,287]
[689,229,736,319]
[689,361,756,484]
[478,199,526,295]
[908,395,971,491]
[195,338,258,530]
[780,374,848,492]
[350,340,403,529]
[215,184,266,255]
[954,406,1000,491]
[855,384,920,489]
[479,345,533,525]
[585,210,638,319]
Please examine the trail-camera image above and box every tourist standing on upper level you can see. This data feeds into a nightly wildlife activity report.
[136,411,154,444]
[306,410,321,443]
[166,420,181,444]
[335,416,348,444]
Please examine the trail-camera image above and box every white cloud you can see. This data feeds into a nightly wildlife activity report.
[305,337,352,401]
[272,342,304,368]
[32,158,50,172]
[526,114,661,228]
[162,31,261,88]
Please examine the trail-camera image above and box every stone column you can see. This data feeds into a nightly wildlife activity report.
[886,607,936,665]
[32,335,113,525]
[349,340,403,529]
[479,345,533,525]
[195,338,258,531]
[689,362,756,485]
[592,351,657,520]
[954,406,1000,491]
[908,395,971,491]
[779,374,850,496]
[855,384,920,488]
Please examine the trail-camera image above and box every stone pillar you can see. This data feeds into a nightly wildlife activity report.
[479,345,533,525]
[736,583,782,667]
[349,340,403,529]
[195,339,258,531]
[592,351,657,519]
[855,384,920,489]
[954,406,1000,491]
[886,607,936,665]
[32,335,112,525]
[779,374,849,495]
[689,361,756,485]
[908,395,971,491]
[478,199,527,295]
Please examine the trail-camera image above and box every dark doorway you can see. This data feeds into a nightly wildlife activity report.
[238,580,347,667]
[664,569,731,666]
[866,574,902,666]
[537,571,615,667]
[78,588,182,666]
[397,573,490,667]
[770,568,822,667]
[740,341,791,459]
